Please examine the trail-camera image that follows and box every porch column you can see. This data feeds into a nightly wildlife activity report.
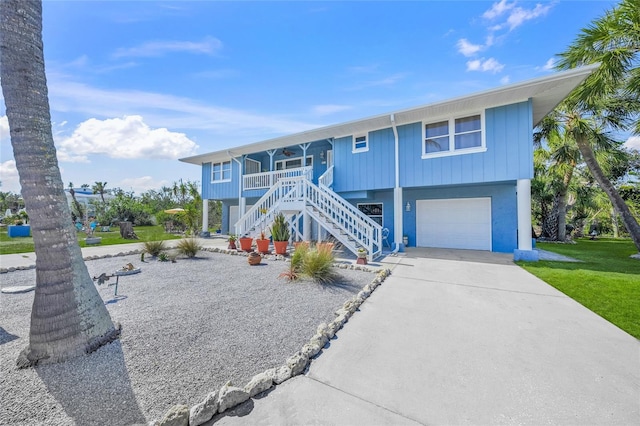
[514,179,539,261]
[267,150,276,186]
[201,199,209,237]
[394,187,403,250]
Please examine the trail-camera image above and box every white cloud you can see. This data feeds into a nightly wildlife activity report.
[482,0,515,20]
[500,75,511,84]
[0,160,20,193]
[58,115,199,161]
[482,1,553,31]
[112,36,222,58]
[47,77,319,139]
[346,72,410,91]
[457,38,483,57]
[466,58,504,74]
[0,115,9,144]
[624,136,640,151]
[506,3,552,31]
[119,176,170,194]
[540,58,555,71]
[312,104,352,116]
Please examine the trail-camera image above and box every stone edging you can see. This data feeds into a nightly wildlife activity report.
[151,248,392,426]
[1,245,391,426]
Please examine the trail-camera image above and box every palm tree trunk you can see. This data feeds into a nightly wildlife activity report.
[0,0,120,368]
[556,167,575,241]
[576,135,640,251]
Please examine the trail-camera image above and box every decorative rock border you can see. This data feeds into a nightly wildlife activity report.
[2,245,392,426]
[151,264,393,426]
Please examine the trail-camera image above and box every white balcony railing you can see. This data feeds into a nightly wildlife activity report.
[243,166,313,190]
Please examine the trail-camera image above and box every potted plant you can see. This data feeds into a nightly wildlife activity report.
[255,207,270,254]
[357,247,368,265]
[256,230,270,254]
[270,212,290,255]
[239,235,253,252]
[228,234,238,250]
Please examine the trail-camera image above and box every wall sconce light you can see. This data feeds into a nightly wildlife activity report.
[405,202,411,212]
[319,151,325,160]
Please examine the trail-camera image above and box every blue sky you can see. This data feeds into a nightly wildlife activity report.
[1,0,633,195]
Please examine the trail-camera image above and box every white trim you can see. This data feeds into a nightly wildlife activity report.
[244,157,261,174]
[352,134,369,153]
[422,112,486,159]
[211,160,232,183]
[275,155,313,171]
[517,179,533,250]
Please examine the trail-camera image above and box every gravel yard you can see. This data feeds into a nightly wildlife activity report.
[0,251,376,425]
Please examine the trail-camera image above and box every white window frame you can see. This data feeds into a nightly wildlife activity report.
[211,160,232,183]
[275,155,313,171]
[422,112,486,159]
[357,203,383,226]
[244,158,261,174]
[352,134,369,153]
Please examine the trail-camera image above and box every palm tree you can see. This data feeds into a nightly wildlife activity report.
[555,0,640,251]
[92,181,108,203]
[67,181,84,220]
[0,0,120,367]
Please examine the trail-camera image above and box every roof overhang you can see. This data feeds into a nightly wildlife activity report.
[180,65,598,166]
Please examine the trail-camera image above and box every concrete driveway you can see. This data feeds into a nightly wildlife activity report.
[217,249,640,425]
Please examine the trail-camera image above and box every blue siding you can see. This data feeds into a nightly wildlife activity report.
[402,183,517,252]
[202,160,240,200]
[333,129,395,192]
[399,101,533,188]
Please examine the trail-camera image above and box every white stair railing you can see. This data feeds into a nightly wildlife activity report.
[235,173,382,260]
[243,166,313,190]
[318,165,333,188]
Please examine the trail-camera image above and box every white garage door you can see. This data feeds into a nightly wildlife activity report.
[416,198,492,251]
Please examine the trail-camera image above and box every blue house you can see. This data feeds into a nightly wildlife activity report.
[180,66,595,261]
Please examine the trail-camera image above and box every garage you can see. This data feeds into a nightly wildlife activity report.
[416,198,492,251]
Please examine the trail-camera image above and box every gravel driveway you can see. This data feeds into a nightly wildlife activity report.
[0,251,375,425]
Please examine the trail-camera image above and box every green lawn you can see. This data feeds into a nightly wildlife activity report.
[0,225,182,255]
[520,238,640,339]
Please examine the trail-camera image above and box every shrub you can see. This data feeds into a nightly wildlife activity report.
[280,243,308,281]
[302,243,336,283]
[158,252,170,262]
[176,237,201,258]
[143,239,166,257]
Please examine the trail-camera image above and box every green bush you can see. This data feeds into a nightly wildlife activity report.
[302,243,336,283]
[176,237,201,258]
[143,239,166,257]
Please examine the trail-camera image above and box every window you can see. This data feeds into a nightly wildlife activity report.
[275,155,313,171]
[245,158,261,174]
[353,134,368,153]
[358,203,383,226]
[212,161,231,183]
[423,113,485,158]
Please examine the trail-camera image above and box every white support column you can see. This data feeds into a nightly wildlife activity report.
[394,186,403,249]
[201,199,209,235]
[517,179,532,250]
[514,179,538,261]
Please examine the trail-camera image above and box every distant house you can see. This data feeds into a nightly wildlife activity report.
[65,188,113,220]
[180,66,596,261]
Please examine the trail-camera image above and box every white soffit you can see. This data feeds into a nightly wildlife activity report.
[181,65,597,165]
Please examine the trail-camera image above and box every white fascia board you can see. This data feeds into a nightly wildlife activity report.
[180,65,598,166]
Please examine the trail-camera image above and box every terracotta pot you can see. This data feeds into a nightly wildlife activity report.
[248,252,261,265]
[293,241,309,249]
[356,256,367,265]
[273,240,289,255]
[317,242,334,252]
[239,237,253,252]
[256,239,270,254]
[228,241,237,250]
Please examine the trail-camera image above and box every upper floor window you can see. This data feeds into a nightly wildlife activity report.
[423,113,485,158]
[212,161,231,183]
[353,134,368,153]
